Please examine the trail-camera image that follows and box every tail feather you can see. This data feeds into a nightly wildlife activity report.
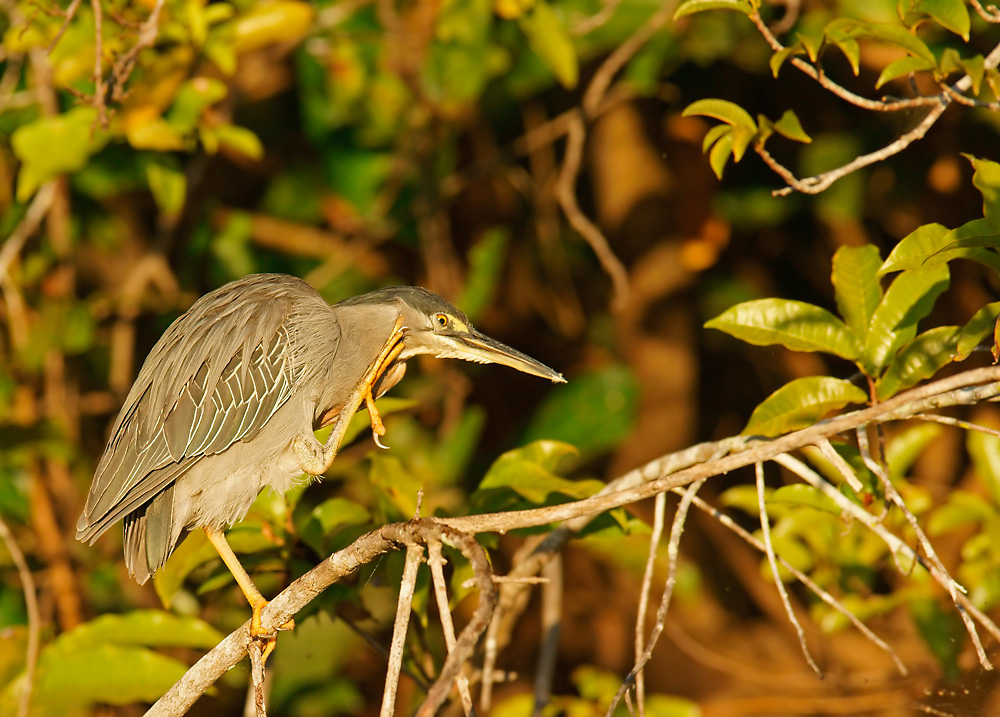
[122,485,183,585]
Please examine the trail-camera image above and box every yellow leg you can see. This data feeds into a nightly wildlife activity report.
[204,527,295,647]
[362,319,406,444]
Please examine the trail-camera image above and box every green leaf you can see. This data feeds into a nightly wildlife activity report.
[730,123,754,162]
[522,365,638,457]
[886,422,942,479]
[769,483,842,515]
[166,77,228,133]
[153,530,218,607]
[702,123,731,153]
[961,55,985,95]
[968,416,1000,503]
[146,159,187,218]
[12,107,109,201]
[708,129,733,179]
[299,498,371,556]
[52,611,223,653]
[743,376,867,436]
[12,644,189,708]
[915,0,970,39]
[875,56,935,89]
[928,491,993,534]
[770,46,801,77]
[518,1,578,89]
[958,302,1000,360]
[859,22,935,63]
[967,155,1000,224]
[674,0,752,18]
[705,298,861,359]
[825,25,860,75]
[477,440,594,505]
[911,598,964,680]
[210,124,265,160]
[770,109,812,143]
[875,325,959,399]
[455,227,509,322]
[863,264,950,373]
[683,98,757,133]
[879,223,950,274]
[831,244,882,336]
[369,454,424,520]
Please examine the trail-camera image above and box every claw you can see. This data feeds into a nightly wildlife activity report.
[360,318,406,449]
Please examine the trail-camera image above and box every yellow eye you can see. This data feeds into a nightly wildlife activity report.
[435,313,449,327]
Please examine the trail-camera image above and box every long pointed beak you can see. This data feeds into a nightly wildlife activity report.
[453,330,566,383]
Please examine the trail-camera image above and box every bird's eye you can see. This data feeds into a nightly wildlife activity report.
[435,313,449,327]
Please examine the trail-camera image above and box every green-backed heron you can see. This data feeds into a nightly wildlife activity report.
[77,274,563,642]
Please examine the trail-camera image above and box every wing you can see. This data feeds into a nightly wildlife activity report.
[77,274,330,541]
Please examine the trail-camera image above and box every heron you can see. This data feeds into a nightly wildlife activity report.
[77,273,564,645]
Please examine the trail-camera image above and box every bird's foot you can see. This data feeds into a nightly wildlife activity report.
[361,318,406,449]
[293,434,330,475]
[249,597,295,664]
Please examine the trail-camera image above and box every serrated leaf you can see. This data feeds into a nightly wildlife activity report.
[915,0,970,39]
[769,484,841,515]
[705,298,861,359]
[674,0,751,19]
[876,56,935,89]
[683,98,757,133]
[832,244,883,336]
[875,325,959,399]
[863,264,950,373]
[743,376,867,436]
[519,1,578,89]
[956,302,1000,360]
[770,109,812,143]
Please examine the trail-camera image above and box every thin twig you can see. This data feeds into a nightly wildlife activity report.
[46,0,83,52]
[756,462,823,677]
[0,181,58,278]
[813,438,866,494]
[634,492,667,717]
[427,540,473,716]
[0,517,40,717]
[914,412,1000,438]
[855,427,992,669]
[554,113,630,310]
[681,489,908,675]
[532,555,562,716]
[247,641,266,717]
[381,543,423,717]
[606,480,706,716]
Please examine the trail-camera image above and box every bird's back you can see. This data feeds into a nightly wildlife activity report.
[77,274,341,581]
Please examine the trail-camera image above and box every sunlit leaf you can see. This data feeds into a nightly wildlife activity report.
[968,415,1000,504]
[928,491,993,534]
[455,227,509,322]
[967,155,1000,224]
[875,56,935,89]
[299,498,371,556]
[674,0,752,19]
[146,159,186,218]
[769,484,841,515]
[914,0,970,39]
[956,302,1000,361]
[519,1,578,89]
[683,98,757,133]
[705,298,861,359]
[231,0,315,53]
[770,45,801,77]
[153,529,217,607]
[702,123,730,153]
[859,22,935,63]
[875,326,959,399]
[863,264,949,373]
[743,376,867,436]
[886,422,942,479]
[52,611,223,653]
[12,107,109,201]
[477,440,595,504]
[708,129,733,178]
[770,109,812,143]
[832,244,882,336]
[879,223,951,274]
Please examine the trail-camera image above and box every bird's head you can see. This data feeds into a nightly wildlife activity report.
[340,286,565,383]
